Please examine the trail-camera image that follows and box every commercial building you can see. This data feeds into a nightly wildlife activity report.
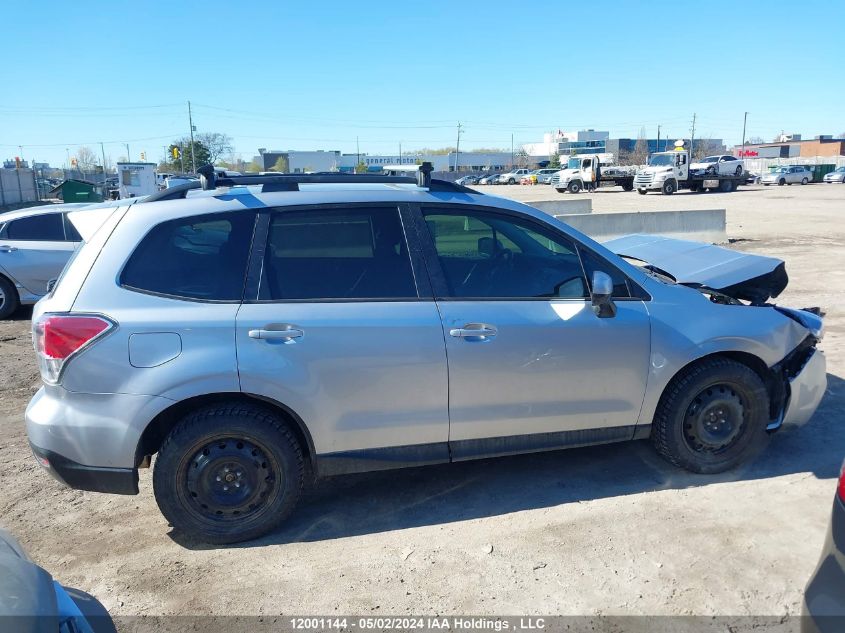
[735,135,845,159]
[253,149,341,173]
[338,151,521,173]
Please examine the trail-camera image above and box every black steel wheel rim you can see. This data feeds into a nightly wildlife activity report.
[683,383,747,454]
[182,436,279,523]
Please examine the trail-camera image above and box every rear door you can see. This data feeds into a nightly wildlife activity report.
[0,212,78,296]
[236,204,449,464]
[417,205,651,455]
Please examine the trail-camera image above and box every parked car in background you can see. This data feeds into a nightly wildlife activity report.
[0,527,116,633]
[533,168,560,184]
[26,166,826,543]
[477,173,501,185]
[745,171,762,185]
[498,168,531,184]
[455,175,481,186]
[823,166,845,183]
[762,166,812,186]
[0,199,140,319]
[802,458,845,632]
[690,155,744,176]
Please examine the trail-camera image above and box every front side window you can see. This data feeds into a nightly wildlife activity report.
[3,213,64,241]
[259,206,417,300]
[422,209,588,299]
[121,211,255,301]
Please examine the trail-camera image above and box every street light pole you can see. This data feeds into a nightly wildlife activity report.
[741,111,748,159]
[188,100,197,173]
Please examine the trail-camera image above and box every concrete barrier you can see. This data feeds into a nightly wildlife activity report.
[555,209,726,243]
[529,198,592,216]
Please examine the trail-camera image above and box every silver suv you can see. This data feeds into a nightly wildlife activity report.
[26,167,827,543]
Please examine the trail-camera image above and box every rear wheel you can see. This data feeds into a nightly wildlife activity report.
[555,188,566,194]
[0,276,20,320]
[153,404,305,544]
[778,178,786,186]
[622,183,634,191]
[651,357,770,473]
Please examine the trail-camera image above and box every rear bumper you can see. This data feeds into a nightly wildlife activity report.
[29,443,138,495]
[783,349,827,427]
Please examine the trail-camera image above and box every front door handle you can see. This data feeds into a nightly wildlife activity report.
[248,328,304,341]
[0,245,18,253]
[449,324,498,340]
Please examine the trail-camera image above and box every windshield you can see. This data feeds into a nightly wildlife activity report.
[837,167,845,172]
[699,156,718,163]
[773,167,789,173]
[567,158,580,169]
[648,154,674,167]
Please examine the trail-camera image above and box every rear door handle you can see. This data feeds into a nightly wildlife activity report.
[449,324,498,339]
[248,328,304,341]
[0,245,18,253]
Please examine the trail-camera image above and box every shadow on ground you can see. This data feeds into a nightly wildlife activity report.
[171,372,845,550]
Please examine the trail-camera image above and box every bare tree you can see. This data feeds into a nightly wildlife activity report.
[514,148,531,168]
[75,146,99,173]
[195,132,234,165]
[747,136,765,144]
[692,136,723,161]
[621,127,649,166]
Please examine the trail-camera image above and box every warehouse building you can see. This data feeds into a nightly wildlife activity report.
[735,135,845,159]
[253,149,341,172]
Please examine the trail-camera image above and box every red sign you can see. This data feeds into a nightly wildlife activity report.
[737,150,758,157]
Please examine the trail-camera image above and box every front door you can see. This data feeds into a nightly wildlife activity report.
[236,205,449,465]
[419,207,651,457]
[0,212,78,296]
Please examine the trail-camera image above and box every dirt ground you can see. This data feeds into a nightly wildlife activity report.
[1,183,844,625]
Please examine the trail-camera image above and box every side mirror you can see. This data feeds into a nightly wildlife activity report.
[591,271,617,318]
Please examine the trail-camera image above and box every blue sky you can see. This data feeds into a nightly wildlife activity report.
[1,0,843,167]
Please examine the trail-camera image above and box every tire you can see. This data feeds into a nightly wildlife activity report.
[735,165,743,176]
[508,178,516,185]
[637,188,647,195]
[567,180,582,194]
[719,179,733,193]
[662,179,676,195]
[0,275,20,320]
[153,403,305,544]
[555,188,566,194]
[622,183,634,192]
[689,183,700,192]
[778,178,786,186]
[801,177,808,185]
[651,357,770,474]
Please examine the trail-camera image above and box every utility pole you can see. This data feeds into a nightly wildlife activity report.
[657,125,661,152]
[741,111,748,159]
[455,122,463,173]
[689,113,697,158]
[188,100,197,173]
[100,142,107,185]
[125,143,131,162]
[65,148,70,172]
[511,134,514,168]
[356,136,360,168]
[399,142,402,164]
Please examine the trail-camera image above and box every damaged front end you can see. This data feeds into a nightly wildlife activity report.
[605,234,827,431]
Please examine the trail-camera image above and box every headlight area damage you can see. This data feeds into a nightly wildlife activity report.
[606,234,827,430]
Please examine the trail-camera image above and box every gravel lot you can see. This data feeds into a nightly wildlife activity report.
[0,183,843,626]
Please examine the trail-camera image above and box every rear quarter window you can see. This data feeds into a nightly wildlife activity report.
[120,211,256,301]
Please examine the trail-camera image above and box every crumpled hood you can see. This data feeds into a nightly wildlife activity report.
[604,234,788,303]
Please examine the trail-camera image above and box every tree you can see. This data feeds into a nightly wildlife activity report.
[514,148,531,168]
[747,136,765,144]
[354,161,368,174]
[619,127,649,166]
[195,132,233,164]
[165,138,211,173]
[245,161,263,173]
[270,156,289,173]
[692,136,723,161]
[75,146,99,173]
[548,153,560,168]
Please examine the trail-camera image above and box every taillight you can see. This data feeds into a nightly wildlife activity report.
[838,459,845,504]
[32,314,114,384]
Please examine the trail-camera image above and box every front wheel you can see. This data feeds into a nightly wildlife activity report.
[637,188,647,195]
[735,165,743,176]
[778,178,786,186]
[567,180,582,194]
[651,358,770,473]
[801,177,809,185]
[555,188,566,194]
[662,179,676,195]
[153,404,305,544]
[508,178,516,185]
[0,276,20,320]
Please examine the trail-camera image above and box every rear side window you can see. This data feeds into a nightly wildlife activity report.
[259,207,417,300]
[3,213,64,240]
[121,211,255,301]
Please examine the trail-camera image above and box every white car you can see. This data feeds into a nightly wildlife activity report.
[498,168,532,184]
[823,166,845,183]
[690,155,744,177]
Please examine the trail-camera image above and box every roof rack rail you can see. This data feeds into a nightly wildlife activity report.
[195,162,480,195]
